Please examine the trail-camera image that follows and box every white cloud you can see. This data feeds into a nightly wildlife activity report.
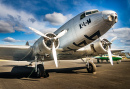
[102,28,130,40]
[2,37,25,43]
[0,2,74,34]
[45,12,72,25]
[102,27,130,52]
[41,28,57,33]
[0,20,14,33]
[0,2,57,33]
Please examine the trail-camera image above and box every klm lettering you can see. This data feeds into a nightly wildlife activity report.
[79,18,91,29]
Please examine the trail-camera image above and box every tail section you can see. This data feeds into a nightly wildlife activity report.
[26,41,29,46]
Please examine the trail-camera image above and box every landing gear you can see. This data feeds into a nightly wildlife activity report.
[97,59,100,63]
[34,55,49,78]
[81,58,97,73]
[86,62,96,73]
[106,60,108,63]
[36,64,49,78]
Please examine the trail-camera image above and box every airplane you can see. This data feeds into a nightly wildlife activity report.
[94,54,122,64]
[125,53,130,59]
[0,9,118,78]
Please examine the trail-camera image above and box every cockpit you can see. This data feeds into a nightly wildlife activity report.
[80,9,99,20]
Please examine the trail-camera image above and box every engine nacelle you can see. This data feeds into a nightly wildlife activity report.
[85,39,110,55]
[32,33,59,55]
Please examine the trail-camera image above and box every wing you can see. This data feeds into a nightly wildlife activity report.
[0,45,32,61]
[56,48,124,60]
[111,49,124,53]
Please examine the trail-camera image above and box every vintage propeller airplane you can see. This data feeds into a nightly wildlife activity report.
[94,54,122,64]
[0,9,118,77]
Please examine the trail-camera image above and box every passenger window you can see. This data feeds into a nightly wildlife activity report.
[86,12,91,15]
[80,13,85,20]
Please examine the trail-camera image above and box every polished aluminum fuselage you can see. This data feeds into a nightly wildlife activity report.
[0,10,117,61]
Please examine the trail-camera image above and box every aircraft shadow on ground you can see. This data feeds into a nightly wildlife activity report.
[0,65,98,79]
[46,67,87,74]
[0,66,36,79]
[121,60,130,62]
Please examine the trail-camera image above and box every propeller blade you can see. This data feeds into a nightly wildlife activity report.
[111,36,117,43]
[55,30,67,39]
[108,46,113,65]
[29,27,50,39]
[52,42,58,67]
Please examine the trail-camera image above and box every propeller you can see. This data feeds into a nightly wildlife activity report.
[29,27,67,67]
[107,46,113,65]
[54,30,67,40]
[29,27,50,39]
[52,42,58,67]
[107,36,117,65]
[110,36,117,43]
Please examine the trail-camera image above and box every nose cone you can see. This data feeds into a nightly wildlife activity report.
[102,10,118,23]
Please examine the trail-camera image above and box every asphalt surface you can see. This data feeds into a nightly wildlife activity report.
[0,59,130,89]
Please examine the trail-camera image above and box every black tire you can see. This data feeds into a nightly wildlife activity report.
[36,64,49,78]
[37,64,44,78]
[86,62,96,73]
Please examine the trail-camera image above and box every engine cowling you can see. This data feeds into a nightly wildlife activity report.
[32,33,59,55]
[85,39,110,55]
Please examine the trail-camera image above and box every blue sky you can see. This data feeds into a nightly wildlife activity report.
[0,0,130,52]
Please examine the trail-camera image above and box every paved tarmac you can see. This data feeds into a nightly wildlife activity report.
[0,59,130,89]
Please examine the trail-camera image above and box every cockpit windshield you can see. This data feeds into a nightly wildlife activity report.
[80,10,99,20]
[86,12,91,15]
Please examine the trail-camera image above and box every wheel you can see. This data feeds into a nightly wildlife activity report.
[36,64,49,78]
[97,59,100,63]
[37,64,44,78]
[86,62,96,73]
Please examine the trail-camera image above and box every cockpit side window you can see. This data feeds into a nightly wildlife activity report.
[86,12,91,15]
[80,13,85,20]
[92,10,98,14]
[80,10,99,20]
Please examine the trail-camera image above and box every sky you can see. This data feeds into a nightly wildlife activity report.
[0,0,129,52]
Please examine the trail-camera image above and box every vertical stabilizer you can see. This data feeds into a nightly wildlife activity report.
[26,41,29,46]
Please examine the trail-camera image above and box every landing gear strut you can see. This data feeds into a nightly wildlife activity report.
[35,55,49,78]
[81,58,97,73]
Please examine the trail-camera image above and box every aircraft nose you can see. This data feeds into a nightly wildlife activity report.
[102,10,118,23]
